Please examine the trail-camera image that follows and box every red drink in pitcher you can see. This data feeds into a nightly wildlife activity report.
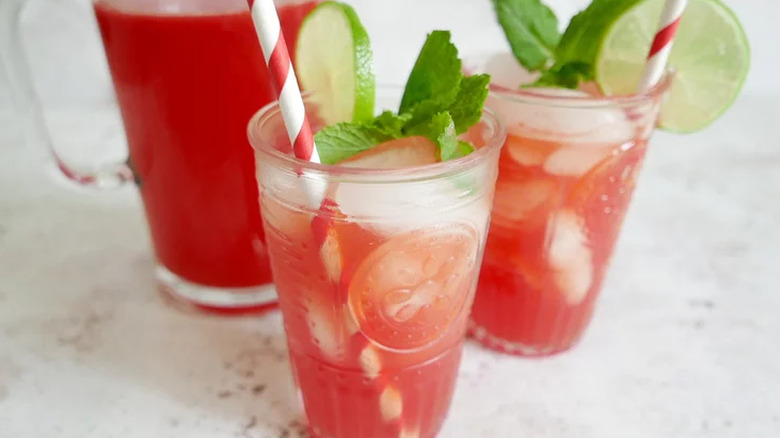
[93,0,318,312]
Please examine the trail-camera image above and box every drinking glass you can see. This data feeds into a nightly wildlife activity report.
[249,89,504,438]
[468,55,672,355]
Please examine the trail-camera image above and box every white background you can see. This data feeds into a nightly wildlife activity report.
[0,0,777,112]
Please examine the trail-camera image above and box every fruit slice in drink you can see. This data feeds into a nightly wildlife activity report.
[348,223,479,351]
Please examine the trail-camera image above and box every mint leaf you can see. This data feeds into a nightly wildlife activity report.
[373,110,410,137]
[455,141,476,159]
[492,0,561,71]
[407,111,459,161]
[399,31,462,114]
[554,0,634,70]
[449,74,491,134]
[529,62,592,89]
[314,122,393,165]
[429,112,459,161]
[399,31,490,141]
[316,31,490,165]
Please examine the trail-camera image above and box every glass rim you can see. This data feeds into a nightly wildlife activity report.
[465,53,674,109]
[91,0,249,15]
[247,89,507,184]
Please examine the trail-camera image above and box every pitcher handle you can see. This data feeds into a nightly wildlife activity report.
[0,0,134,189]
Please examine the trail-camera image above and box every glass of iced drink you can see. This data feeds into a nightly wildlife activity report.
[248,91,504,438]
[467,55,672,356]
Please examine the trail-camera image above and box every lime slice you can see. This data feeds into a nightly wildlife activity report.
[595,0,750,132]
[295,1,375,124]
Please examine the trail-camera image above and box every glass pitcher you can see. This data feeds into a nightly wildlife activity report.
[1,0,321,313]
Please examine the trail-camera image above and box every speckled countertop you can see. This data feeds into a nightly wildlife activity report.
[1,0,779,437]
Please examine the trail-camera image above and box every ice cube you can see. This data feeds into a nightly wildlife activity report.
[307,304,343,361]
[543,145,616,177]
[547,210,592,305]
[320,227,342,283]
[505,135,552,167]
[380,385,403,421]
[360,344,382,379]
[332,135,492,235]
[492,88,635,146]
[491,178,557,227]
[334,178,490,236]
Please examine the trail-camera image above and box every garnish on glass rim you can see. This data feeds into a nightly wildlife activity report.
[312,31,490,165]
[492,0,751,132]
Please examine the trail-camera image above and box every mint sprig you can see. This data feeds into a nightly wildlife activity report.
[449,74,491,134]
[554,0,636,71]
[313,121,395,165]
[314,31,490,165]
[407,111,465,161]
[493,0,616,89]
[527,62,592,89]
[492,0,561,72]
[399,31,463,115]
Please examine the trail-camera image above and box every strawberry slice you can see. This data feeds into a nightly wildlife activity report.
[338,136,438,168]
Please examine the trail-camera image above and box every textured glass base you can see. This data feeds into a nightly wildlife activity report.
[467,321,581,357]
[291,346,460,438]
[156,265,277,315]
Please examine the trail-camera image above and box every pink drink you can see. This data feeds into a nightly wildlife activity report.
[469,63,670,355]
[249,95,504,438]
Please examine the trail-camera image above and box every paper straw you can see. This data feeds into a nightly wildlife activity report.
[247,0,319,162]
[246,2,411,433]
[637,0,688,91]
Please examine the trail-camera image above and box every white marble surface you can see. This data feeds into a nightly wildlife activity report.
[2,0,780,437]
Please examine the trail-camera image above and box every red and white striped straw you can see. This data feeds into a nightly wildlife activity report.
[637,0,688,91]
[247,0,319,163]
